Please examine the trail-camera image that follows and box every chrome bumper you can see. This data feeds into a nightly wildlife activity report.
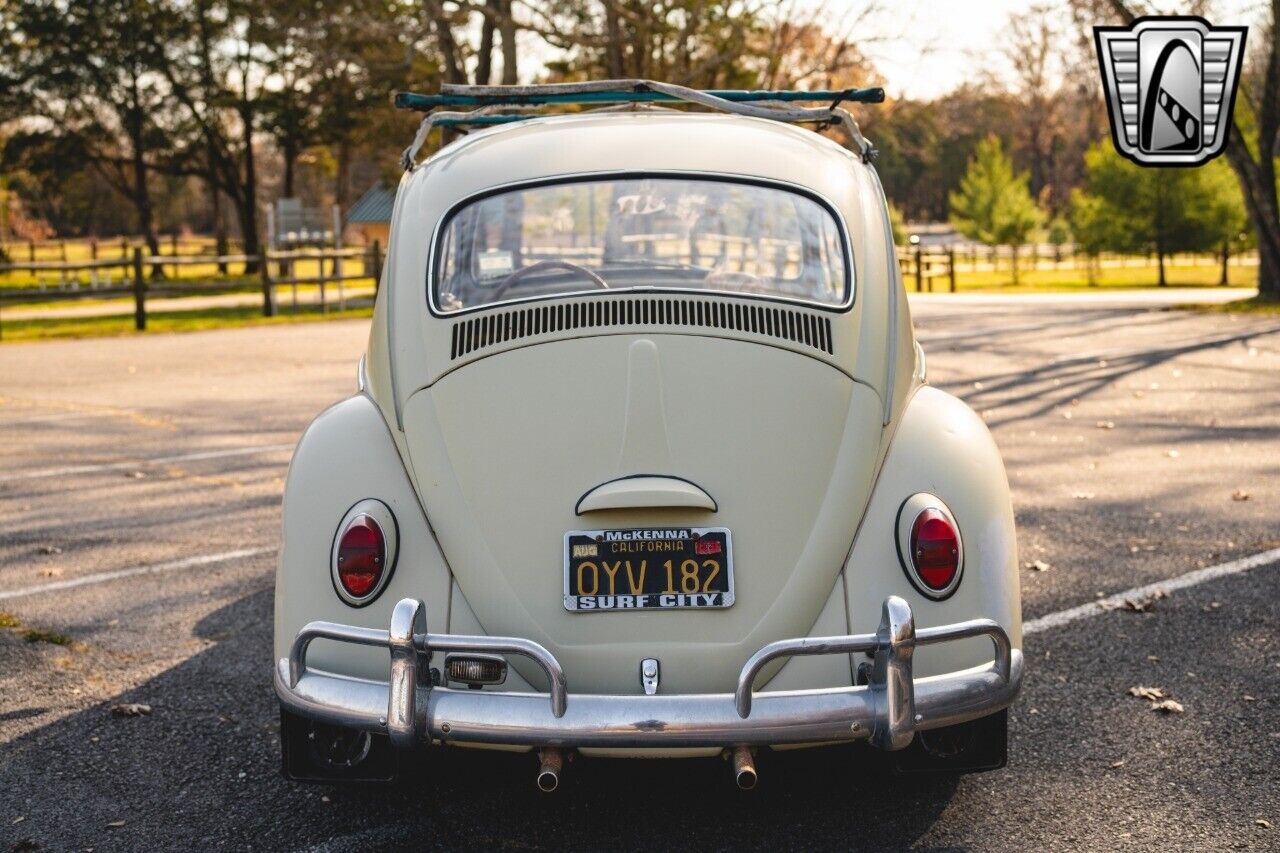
[274,596,1022,751]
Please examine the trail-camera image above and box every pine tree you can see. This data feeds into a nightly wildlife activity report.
[949,136,1043,284]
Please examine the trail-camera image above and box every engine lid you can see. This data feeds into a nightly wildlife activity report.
[401,333,884,693]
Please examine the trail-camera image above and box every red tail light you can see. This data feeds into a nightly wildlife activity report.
[336,515,385,599]
[910,508,960,593]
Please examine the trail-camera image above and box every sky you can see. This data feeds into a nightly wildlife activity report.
[862,0,1266,100]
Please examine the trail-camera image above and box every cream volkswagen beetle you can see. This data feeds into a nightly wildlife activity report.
[274,82,1022,790]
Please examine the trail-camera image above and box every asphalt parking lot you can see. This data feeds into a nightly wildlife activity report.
[1,292,1277,851]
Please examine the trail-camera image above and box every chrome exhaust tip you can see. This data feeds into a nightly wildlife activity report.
[537,748,563,793]
[731,746,757,790]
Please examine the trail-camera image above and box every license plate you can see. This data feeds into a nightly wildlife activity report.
[563,527,734,612]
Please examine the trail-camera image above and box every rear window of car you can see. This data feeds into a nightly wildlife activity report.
[432,175,851,314]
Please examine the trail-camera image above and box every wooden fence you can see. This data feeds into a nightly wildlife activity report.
[894,245,1254,291]
[0,242,383,340]
[901,247,958,292]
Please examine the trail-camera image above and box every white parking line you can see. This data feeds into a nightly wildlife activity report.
[0,443,295,482]
[0,547,276,601]
[1024,546,1280,634]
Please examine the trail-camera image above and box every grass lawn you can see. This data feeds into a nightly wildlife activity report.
[0,302,373,342]
[1180,295,1280,316]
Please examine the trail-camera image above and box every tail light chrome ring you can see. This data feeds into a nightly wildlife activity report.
[894,493,964,601]
[331,499,400,607]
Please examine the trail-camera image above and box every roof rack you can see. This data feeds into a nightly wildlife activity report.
[394,80,883,171]
[394,84,884,111]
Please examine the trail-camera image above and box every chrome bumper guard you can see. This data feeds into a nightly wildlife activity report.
[275,595,1023,750]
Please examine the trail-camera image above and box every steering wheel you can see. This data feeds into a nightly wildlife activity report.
[488,260,610,302]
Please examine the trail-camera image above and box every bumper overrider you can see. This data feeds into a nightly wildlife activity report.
[275,595,1023,751]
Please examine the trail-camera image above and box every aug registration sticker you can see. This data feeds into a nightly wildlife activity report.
[563,527,734,612]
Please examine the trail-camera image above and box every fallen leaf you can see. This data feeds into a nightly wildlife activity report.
[126,471,146,479]
[106,820,125,828]
[36,545,62,555]
[1244,695,1256,702]
[1128,686,1168,701]
[1062,411,1074,420]
[1096,421,1115,429]
[39,567,63,578]
[1116,590,1168,613]
[1073,492,1095,500]
[1151,699,1184,714]
[1165,449,1180,458]
[1109,759,1125,769]
[110,703,151,718]
[1133,390,1144,398]
[1232,490,1250,501]
[1024,559,1052,572]
[1258,819,1272,829]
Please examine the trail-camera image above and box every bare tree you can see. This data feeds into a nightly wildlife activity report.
[1003,5,1067,212]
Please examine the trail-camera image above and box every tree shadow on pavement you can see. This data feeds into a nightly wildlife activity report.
[933,315,1280,429]
[0,589,964,852]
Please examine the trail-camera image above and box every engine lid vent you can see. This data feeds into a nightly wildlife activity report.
[449,297,834,360]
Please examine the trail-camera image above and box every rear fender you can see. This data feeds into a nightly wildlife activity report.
[273,394,452,680]
[844,386,1021,677]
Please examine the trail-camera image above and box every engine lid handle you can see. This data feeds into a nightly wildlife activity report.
[575,475,717,514]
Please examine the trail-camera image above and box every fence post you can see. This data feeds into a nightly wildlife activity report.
[318,256,327,314]
[260,251,276,317]
[913,247,922,292]
[132,248,147,331]
[90,238,98,261]
[29,240,35,262]
[948,247,957,293]
[371,240,383,293]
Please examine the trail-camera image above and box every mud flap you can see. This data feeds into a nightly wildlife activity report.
[890,709,1008,776]
[280,707,400,784]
